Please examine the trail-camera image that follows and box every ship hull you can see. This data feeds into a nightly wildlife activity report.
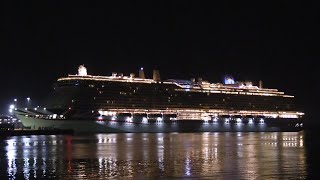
[16,114,303,133]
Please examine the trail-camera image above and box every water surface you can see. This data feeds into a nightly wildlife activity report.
[0,132,309,179]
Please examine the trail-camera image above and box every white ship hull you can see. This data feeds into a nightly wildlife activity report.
[16,114,303,133]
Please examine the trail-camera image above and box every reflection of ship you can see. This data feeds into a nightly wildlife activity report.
[14,65,304,133]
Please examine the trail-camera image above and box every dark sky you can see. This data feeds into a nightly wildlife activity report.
[0,1,319,122]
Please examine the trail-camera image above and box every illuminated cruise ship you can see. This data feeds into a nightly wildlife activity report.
[14,65,304,133]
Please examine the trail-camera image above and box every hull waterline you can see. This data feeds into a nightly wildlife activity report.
[16,114,303,133]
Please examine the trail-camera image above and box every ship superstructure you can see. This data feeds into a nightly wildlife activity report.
[14,65,304,133]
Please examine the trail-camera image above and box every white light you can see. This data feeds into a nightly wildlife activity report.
[34,108,37,110]
[140,67,144,70]
[236,118,242,124]
[43,108,46,110]
[14,99,17,102]
[27,97,30,101]
[203,116,211,122]
[9,109,13,113]
[225,119,230,123]
[142,117,148,124]
[126,117,133,123]
[25,108,27,110]
[170,117,177,121]
[9,105,14,109]
[224,77,235,84]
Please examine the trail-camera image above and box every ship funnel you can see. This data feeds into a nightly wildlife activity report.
[139,67,145,79]
[259,80,263,88]
[153,69,161,81]
[78,65,87,76]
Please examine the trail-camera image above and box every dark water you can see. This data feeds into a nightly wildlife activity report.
[0,131,316,179]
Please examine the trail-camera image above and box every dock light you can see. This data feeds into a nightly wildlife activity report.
[9,104,15,109]
[27,97,30,101]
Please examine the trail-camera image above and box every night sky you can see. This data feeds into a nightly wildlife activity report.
[1,1,319,125]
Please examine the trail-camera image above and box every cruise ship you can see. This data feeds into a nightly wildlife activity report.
[14,65,304,133]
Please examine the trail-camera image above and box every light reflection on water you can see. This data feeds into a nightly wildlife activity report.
[0,132,307,179]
